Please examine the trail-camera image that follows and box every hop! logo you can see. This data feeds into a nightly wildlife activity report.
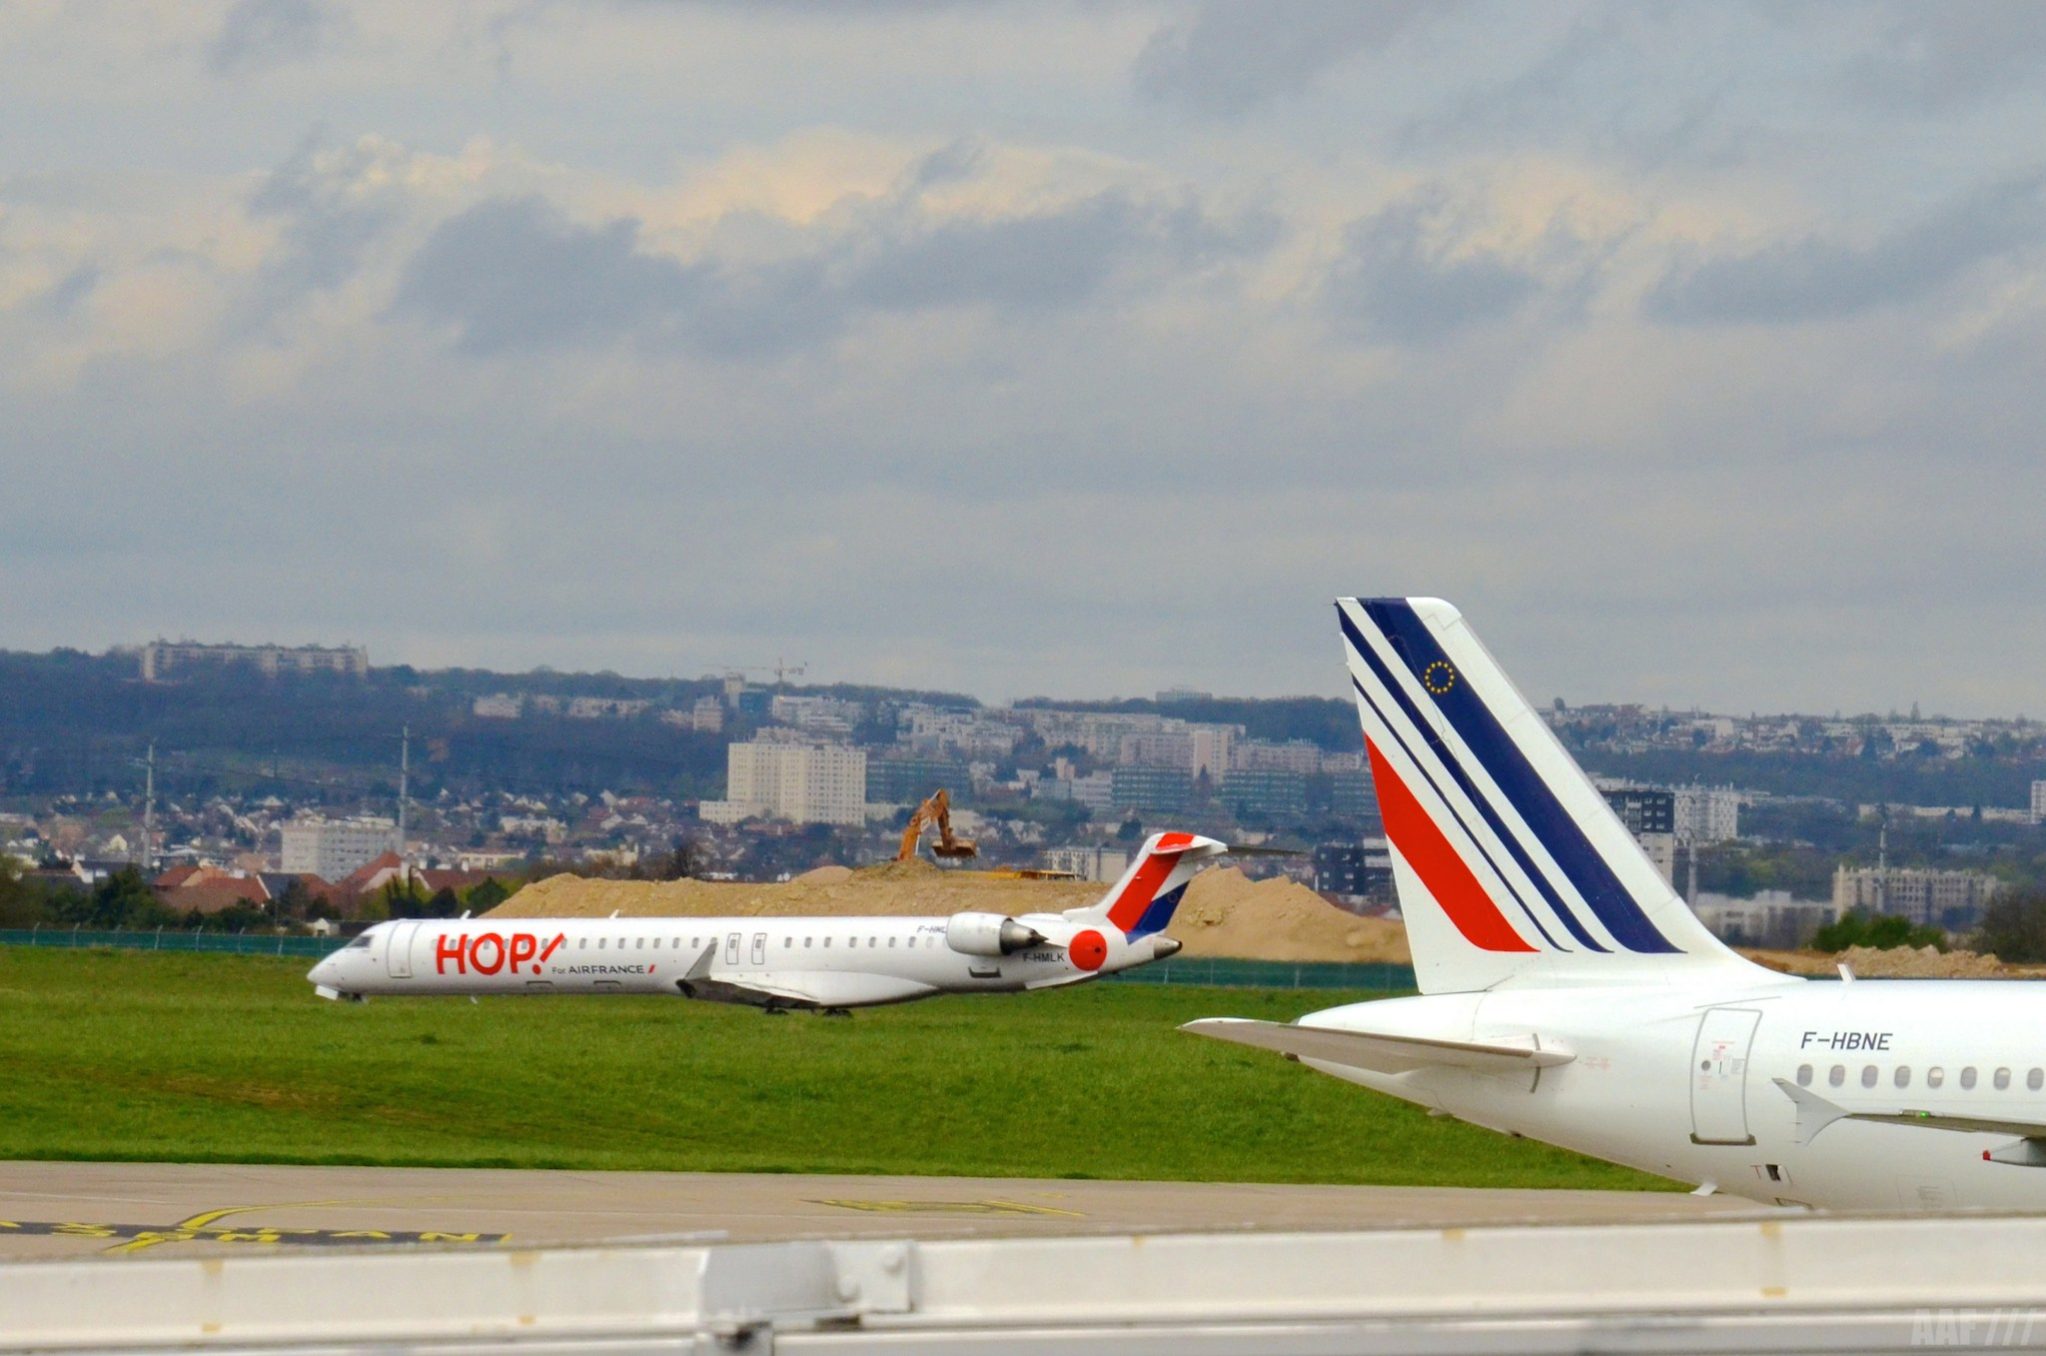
[435,932,565,976]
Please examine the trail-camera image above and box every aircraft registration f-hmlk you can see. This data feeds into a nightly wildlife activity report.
[309,832,1223,1012]
[1192,597,2046,1211]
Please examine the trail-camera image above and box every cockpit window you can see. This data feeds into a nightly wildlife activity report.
[345,934,372,950]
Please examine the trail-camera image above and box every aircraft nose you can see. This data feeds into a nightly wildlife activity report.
[307,955,337,985]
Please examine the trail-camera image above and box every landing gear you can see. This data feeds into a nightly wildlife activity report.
[820,1007,853,1019]
[762,1004,789,1016]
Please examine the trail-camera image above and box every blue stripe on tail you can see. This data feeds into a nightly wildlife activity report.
[1125,883,1188,939]
[1357,600,1678,954]
[1341,606,1587,952]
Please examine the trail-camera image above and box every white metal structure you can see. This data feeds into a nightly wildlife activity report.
[1192,597,2046,1211]
[309,833,1224,1011]
[13,1212,2046,1352]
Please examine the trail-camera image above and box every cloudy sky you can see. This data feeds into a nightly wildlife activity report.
[4,2,2045,714]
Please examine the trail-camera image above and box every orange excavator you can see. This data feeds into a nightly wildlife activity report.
[898,789,978,862]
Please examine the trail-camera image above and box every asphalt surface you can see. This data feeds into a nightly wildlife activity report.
[0,1160,1750,1260]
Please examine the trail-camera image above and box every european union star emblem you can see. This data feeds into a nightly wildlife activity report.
[1423,660,1458,695]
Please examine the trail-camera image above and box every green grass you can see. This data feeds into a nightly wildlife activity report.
[0,948,1673,1190]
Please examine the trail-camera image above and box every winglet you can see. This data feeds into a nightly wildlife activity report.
[1773,1077,1851,1145]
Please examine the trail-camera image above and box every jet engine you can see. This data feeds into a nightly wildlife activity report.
[945,911,1046,957]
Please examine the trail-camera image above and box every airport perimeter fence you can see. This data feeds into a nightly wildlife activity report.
[0,926,337,958]
[1105,956,1415,992]
[0,928,1417,991]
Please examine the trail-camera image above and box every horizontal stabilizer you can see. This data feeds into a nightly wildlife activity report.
[1181,1018,1572,1076]
[1772,1078,2046,1146]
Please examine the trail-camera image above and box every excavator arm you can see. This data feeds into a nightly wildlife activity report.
[898,789,977,862]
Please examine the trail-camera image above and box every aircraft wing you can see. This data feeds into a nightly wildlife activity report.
[1181,1018,1574,1076]
[1774,1078,2046,1147]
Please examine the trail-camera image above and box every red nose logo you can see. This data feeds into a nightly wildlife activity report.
[1069,930,1108,971]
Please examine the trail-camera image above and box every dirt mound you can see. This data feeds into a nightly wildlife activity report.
[1165,868,1410,963]
[487,864,1400,963]
[1742,944,2024,978]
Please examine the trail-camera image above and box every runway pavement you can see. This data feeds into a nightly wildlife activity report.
[0,1159,1750,1260]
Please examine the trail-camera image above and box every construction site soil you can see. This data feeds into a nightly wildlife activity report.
[492,867,2046,977]
[489,862,1410,964]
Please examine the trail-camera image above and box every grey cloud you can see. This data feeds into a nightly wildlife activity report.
[390,197,821,357]
[1322,194,1542,344]
[1133,0,1435,117]
[393,187,1272,355]
[35,265,99,318]
[207,0,338,76]
[1844,2,2046,110]
[1645,172,2046,325]
[247,136,400,304]
[845,190,1272,312]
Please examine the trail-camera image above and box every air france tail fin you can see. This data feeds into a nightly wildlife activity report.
[1066,832,1228,939]
[1338,597,1776,993]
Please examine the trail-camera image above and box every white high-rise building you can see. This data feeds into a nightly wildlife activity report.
[701,741,868,826]
[280,817,400,879]
[1673,785,1742,844]
[2031,780,2046,826]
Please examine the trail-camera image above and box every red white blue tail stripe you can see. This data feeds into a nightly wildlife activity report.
[1340,598,1746,991]
[1077,832,1228,939]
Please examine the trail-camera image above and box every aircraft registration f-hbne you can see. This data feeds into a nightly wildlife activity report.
[309,832,1224,1012]
[1191,597,2046,1212]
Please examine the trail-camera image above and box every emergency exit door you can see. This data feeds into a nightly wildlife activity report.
[751,933,767,966]
[1690,1008,1762,1145]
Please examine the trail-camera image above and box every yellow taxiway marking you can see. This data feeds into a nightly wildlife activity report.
[1,1200,510,1256]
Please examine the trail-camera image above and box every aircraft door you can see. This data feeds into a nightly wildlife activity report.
[1690,1007,1762,1145]
[724,932,741,966]
[386,921,422,979]
[751,933,767,966]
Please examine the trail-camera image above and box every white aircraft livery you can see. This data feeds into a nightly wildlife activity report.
[1191,597,2046,1211]
[310,832,1224,1012]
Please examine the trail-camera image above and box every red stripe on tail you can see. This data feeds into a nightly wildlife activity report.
[1106,851,1180,932]
[1365,738,1534,953]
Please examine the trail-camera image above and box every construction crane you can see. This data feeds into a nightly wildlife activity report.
[898,789,977,863]
[719,658,809,687]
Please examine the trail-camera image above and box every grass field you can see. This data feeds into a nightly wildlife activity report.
[0,948,1673,1190]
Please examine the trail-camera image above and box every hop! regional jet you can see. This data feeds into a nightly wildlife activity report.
[309,832,1222,1012]
[1193,598,2046,1211]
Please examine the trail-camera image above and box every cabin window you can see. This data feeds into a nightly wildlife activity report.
[617,937,626,949]
[1860,1065,1878,1089]
[1795,1064,1813,1087]
[1895,1066,1911,1088]
[1961,1067,1979,1090]
[578,938,587,949]
[1827,1065,1845,1088]
[652,938,661,949]
[636,938,645,949]
[2030,1069,2043,1092]
[824,937,832,949]
[870,937,879,947]
[1996,1068,2012,1090]
[805,937,813,948]
[1928,1067,1945,1089]
[784,937,793,948]
[888,937,898,948]
[598,938,607,950]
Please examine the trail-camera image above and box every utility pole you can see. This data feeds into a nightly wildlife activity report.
[397,725,410,869]
[136,742,155,876]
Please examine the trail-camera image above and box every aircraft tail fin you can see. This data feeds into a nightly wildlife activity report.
[1065,832,1228,939]
[1338,597,1776,994]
